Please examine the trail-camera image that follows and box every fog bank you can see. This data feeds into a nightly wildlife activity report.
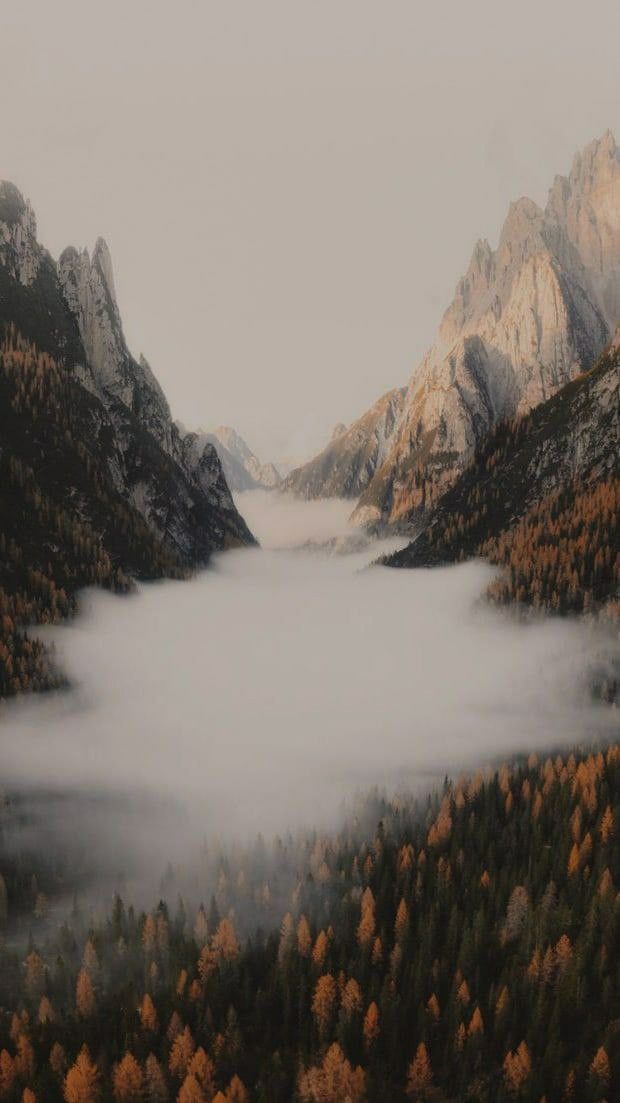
[0,494,615,851]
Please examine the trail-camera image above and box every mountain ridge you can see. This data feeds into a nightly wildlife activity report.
[0,180,254,560]
[284,133,619,528]
[381,335,619,615]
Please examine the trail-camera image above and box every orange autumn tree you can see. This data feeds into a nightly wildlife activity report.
[144,1054,168,1103]
[139,993,158,1032]
[0,1052,16,1099]
[311,974,337,1038]
[75,970,95,1018]
[296,915,312,957]
[177,1074,206,1103]
[112,1053,144,1103]
[169,1027,196,1079]
[226,1075,250,1103]
[503,1041,532,1095]
[298,1043,365,1103]
[356,889,376,949]
[363,1002,380,1049]
[406,1043,433,1098]
[63,1046,100,1103]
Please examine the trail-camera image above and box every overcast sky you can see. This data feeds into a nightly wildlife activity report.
[2,1,619,463]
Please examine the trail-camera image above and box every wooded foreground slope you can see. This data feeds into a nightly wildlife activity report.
[0,742,618,1101]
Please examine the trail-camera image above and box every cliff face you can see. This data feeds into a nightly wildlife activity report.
[282,387,406,500]
[285,133,619,526]
[0,181,254,563]
[382,335,620,588]
[353,134,619,525]
[204,426,281,492]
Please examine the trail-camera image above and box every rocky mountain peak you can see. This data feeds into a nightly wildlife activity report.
[330,422,348,442]
[344,133,617,525]
[0,181,40,286]
[92,236,117,306]
[0,181,254,557]
[546,130,620,325]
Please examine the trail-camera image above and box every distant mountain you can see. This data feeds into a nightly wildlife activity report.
[287,132,619,525]
[282,387,406,499]
[202,426,281,492]
[382,335,620,615]
[0,181,255,697]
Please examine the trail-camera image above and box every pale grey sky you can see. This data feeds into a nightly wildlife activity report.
[2,0,619,464]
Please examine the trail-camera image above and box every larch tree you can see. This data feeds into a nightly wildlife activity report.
[468,1007,484,1037]
[50,1044,68,1081]
[0,1051,16,1099]
[363,1002,380,1049]
[298,1042,365,1103]
[76,969,96,1018]
[312,974,337,1039]
[296,915,312,957]
[140,993,158,1032]
[15,1035,35,1082]
[503,1041,532,1096]
[169,1027,196,1080]
[37,996,54,1024]
[406,1043,433,1098]
[186,1049,214,1097]
[113,1053,144,1103]
[311,930,328,969]
[225,1075,249,1103]
[176,1074,206,1103]
[589,1046,610,1087]
[341,978,363,1019]
[144,1054,169,1103]
[63,1045,100,1103]
[211,918,239,963]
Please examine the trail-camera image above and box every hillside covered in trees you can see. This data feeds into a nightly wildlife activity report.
[0,330,188,698]
[0,179,255,700]
[0,741,618,1101]
[383,342,619,616]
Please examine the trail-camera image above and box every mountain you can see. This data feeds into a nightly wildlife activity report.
[0,181,254,559]
[202,425,281,492]
[381,335,620,614]
[354,131,619,526]
[0,182,254,697]
[287,132,619,524]
[282,387,406,499]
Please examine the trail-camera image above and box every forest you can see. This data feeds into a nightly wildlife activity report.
[0,329,186,698]
[0,742,618,1101]
[385,345,619,620]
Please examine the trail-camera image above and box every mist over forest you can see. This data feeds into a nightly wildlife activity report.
[1,494,616,903]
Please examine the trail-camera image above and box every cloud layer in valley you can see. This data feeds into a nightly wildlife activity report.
[1,495,616,858]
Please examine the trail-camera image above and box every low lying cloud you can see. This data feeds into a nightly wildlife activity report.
[1,494,616,862]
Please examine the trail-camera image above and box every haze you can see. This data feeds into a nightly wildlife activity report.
[2,1,619,463]
[1,496,615,856]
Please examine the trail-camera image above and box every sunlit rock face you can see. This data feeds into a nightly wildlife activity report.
[352,133,618,525]
[284,134,618,526]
